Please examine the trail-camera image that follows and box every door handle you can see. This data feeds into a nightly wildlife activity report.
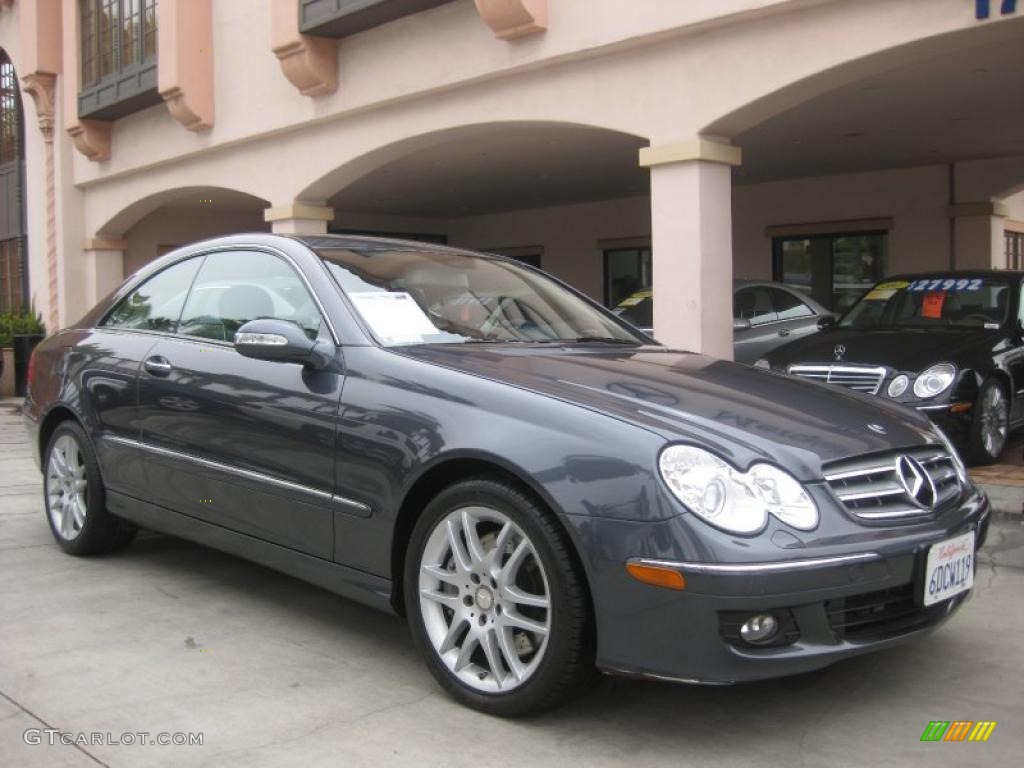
[143,356,173,377]
[777,329,791,337]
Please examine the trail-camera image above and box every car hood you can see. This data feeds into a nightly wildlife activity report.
[766,327,1003,371]
[397,345,938,481]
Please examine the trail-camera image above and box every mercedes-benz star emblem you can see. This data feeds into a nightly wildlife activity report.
[833,344,846,361]
[896,455,937,510]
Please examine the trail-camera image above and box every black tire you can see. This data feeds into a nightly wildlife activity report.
[404,475,593,716]
[967,378,1009,466]
[42,421,137,555]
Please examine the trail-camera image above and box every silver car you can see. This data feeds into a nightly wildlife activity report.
[612,281,834,364]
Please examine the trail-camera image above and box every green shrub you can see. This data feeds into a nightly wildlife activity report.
[0,310,46,348]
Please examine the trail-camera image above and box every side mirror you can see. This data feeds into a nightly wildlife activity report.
[733,318,752,331]
[234,319,334,370]
[817,315,836,330]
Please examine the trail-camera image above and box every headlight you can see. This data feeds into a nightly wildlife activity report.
[934,426,969,486]
[754,358,770,369]
[887,374,909,398]
[658,445,818,534]
[913,363,956,399]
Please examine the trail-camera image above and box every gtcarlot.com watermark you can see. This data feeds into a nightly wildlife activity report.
[24,729,203,747]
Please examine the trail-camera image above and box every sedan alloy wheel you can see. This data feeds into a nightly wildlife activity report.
[46,433,88,541]
[418,505,551,693]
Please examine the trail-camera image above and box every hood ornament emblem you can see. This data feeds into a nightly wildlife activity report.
[833,344,846,361]
[896,455,937,510]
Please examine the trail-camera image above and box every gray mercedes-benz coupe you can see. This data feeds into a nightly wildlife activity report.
[23,234,989,716]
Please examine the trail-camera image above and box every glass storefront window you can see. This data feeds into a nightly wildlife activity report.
[773,231,887,313]
[603,246,651,308]
[1006,231,1024,270]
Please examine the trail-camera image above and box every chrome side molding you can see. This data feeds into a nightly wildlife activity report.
[103,434,370,515]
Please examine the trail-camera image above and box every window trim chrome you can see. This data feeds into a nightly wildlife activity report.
[103,435,369,516]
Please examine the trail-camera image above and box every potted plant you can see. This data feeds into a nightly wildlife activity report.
[0,309,46,397]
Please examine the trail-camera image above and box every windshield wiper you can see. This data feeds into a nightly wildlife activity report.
[550,336,642,345]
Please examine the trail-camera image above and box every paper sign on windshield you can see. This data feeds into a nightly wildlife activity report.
[864,280,909,301]
[349,291,439,344]
[922,291,946,319]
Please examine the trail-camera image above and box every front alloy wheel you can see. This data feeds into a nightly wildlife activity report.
[419,506,551,693]
[405,476,592,716]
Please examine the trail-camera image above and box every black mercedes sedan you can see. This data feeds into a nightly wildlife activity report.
[23,235,989,715]
[760,272,1024,465]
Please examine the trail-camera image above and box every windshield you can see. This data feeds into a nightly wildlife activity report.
[316,247,644,346]
[839,277,1011,329]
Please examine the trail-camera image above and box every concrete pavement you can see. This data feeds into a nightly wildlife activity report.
[1,400,1022,768]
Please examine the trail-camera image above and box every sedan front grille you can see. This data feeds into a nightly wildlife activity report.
[788,364,886,394]
[823,446,962,523]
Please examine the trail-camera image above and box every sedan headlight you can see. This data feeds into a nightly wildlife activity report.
[658,445,818,534]
[913,363,956,399]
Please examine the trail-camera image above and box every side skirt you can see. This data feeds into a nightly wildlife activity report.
[106,490,396,615]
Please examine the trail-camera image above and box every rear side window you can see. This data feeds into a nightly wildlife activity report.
[178,251,323,343]
[734,287,777,325]
[102,258,202,333]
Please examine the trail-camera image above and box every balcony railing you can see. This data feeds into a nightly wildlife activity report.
[299,0,455,38]
[79,0,162,120]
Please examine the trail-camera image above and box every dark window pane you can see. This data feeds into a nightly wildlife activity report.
[179,251,322,343]
[603,247,652,307]
[103,258,202,333]
[773,232,886,312]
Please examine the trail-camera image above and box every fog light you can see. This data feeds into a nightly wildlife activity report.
[739,614,779,644]
[887,374,909,398]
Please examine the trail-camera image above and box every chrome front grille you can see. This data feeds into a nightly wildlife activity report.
[788,365,887,395]
[823,447,962,523]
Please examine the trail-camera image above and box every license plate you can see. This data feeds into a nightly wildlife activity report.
[922,530,975,607]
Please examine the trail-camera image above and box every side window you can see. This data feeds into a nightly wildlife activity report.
[734,287,778,326]
[102,258,202,333]
[770,288,813,320]
[178,251,323,343]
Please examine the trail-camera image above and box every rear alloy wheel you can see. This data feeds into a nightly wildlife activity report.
[405,477,592,716]
[43,422,136,555]
[968,379,1009,465]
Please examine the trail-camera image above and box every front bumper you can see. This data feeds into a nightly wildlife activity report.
[574,489,990,684]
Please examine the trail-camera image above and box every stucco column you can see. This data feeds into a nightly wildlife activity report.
[641,139,741,359]
[82,239,127,308]
[264,203,334,235]
[949,201,1008,270]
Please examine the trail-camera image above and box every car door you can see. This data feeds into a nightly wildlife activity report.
[769,287,822,345]
[136,249,344,559]
[86,256,204,499]
[733,286,780,364]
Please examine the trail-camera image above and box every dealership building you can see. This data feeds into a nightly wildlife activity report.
[0,0,1022,357]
